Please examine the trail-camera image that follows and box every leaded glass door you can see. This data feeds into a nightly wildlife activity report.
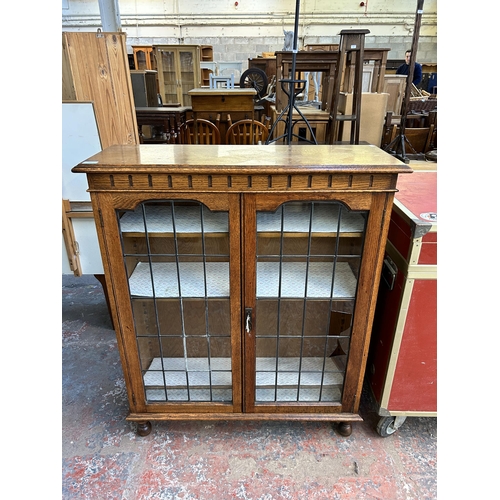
[116,198,241,411]
[243,199,367,412]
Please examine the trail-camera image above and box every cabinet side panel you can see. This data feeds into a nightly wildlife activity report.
[387,210,412,262]
[367,268,406,403]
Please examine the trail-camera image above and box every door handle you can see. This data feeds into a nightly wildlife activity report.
[245,308,252,334]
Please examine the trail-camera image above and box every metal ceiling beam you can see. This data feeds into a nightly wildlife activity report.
[98,0,122,32]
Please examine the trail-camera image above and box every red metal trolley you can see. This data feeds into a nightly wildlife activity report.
[366,170,437,436]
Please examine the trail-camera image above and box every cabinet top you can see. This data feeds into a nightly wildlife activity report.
[188,88,257,97]
[73,144,411,175]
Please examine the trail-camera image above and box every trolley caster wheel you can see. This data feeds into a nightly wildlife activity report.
[337,422,352,437]
[376,416,407,437]
[136,420,152,436]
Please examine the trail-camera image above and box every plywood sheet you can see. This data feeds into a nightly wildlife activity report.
[62,32,139,148]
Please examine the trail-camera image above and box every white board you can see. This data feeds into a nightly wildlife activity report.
[62,102,102,201]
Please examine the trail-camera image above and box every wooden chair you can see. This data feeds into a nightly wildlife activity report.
[181,118,221,144]
[382,123,436,154]
[380,110,437,153]
[225,119,269,145]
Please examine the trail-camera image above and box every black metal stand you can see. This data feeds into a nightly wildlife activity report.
[266,0,317,145]
[384,0,425,163]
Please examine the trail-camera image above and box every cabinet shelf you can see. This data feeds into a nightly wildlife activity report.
[144,356,345,403]
[120,205,228,234]
[257,261,357,298]
[144,357,232,401]
[129,262,229,298]
[257,204,365,234]
[256,357,344,402]
[120,204,363,236]
[129,260,356,299]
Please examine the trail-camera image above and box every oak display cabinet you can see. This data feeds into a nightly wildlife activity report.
[73,144,411,437]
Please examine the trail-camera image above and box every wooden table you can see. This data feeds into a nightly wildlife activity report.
[188,88,257,143]
[135,106,191,144]
[188,88,256,114]
[274,48,390,113]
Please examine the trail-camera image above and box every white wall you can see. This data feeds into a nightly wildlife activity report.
[62,0,437,63]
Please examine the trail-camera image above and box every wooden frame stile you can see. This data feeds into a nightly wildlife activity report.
[341,192,395,415]
[241,192,258,414]
[89,191,147,416]
[242,188,394,428]
[89,185,245,423]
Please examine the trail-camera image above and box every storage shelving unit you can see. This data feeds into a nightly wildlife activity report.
[73,143,410,437]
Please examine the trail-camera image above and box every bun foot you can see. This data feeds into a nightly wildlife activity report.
[136,420,152,436]
[338,422,352,437]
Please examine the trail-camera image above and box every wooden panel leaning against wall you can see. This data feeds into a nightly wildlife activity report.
[62,31,139,149]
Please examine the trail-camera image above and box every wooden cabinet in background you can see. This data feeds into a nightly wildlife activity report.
[248,57,276,82]
[130,70,158,107]
[383,74,407,115]
[200,45,214,87]
[62,31,139,148]
[154,45,203,107]
[133,46,155,70]
[73,144,411,438]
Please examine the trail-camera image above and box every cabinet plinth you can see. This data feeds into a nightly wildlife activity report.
[73,144,411,436]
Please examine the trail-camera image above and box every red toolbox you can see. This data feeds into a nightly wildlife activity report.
[366,170,437,436]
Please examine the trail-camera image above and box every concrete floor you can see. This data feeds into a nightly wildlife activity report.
[62,274,437,499]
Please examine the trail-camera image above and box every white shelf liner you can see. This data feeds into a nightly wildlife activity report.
[143,356,344,404]
[257,261,357,298]
[255,357,344,386]
[255,356,344,401]
[119,204,363,235]
[129,261,356,298]
[144,357,232,401]
[120,205,229,233]
[256,204,365,233]
[256,386,342,402]
[129,262,230,297]
[144,357,231,387]
[146,388,232,402]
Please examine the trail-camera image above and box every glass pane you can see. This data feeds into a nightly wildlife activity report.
[159,50,178,104]
[179,50,195,105]
[118,201,232,403]
[255,201,366,403]
[136,51,146,70]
